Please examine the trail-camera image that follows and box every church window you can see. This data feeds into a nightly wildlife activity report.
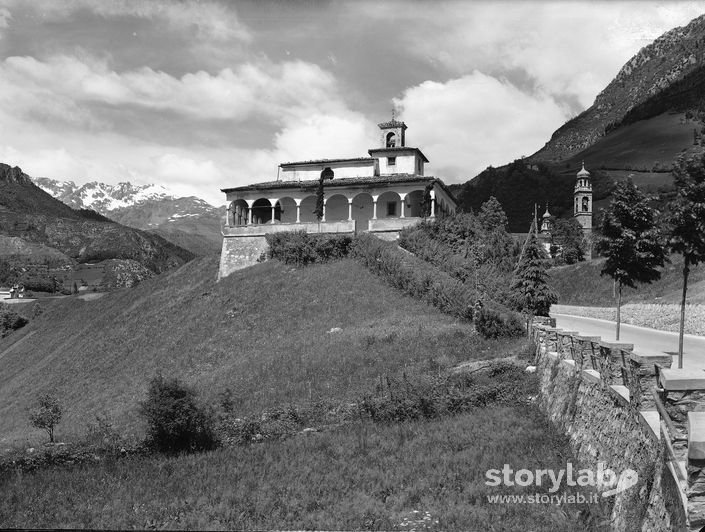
[582,197,589,212]
[386,201,397,216]
[388,156,396,167]
[386,132,396,148]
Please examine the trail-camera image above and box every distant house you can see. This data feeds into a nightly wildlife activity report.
[218,119,457,278]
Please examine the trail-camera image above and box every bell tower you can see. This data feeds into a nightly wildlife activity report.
[378,118,407,148]
[574,161,593,237]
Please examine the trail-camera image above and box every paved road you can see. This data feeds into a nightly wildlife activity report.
[551,313,705,369]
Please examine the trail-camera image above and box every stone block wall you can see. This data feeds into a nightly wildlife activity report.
[218,235,268,280]
[533,324,689,531]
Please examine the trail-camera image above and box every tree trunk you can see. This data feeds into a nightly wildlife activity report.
[678,258,690,369]
[616,282,622,341]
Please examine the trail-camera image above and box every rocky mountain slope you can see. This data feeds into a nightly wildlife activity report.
[531,13,705,163]
[34,178,223,255]
[0,163,194,288]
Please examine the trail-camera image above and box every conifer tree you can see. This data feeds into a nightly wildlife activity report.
[666,154,705,368]
[510,232,557,326]
[595,179,665,340]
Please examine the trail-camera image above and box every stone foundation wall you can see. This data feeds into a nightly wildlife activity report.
[533,324,688,531]
[218,236,268,279]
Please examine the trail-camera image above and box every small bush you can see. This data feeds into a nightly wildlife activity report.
[139,374,219,454]
[475,306,525,339]
[0,305,28,337]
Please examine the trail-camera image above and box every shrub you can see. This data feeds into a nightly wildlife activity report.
[265,231,353,266]
[475,306,525,339]
[29,393,62,443]
[350,234,475,321]
[0,305,28,337]
[139,374,219,454]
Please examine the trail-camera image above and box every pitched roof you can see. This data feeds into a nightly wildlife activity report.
[279,157,374,167]
[221,174,458,206]
[368,147,429,162]
[222,174,433,193]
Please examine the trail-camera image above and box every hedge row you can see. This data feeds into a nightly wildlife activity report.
[265,231,353,267]
[349,234,476,322]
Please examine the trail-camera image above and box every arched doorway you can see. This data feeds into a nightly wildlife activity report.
[231,199,249,226]
[351,193,374,230]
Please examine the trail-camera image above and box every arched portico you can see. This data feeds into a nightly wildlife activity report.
[325,194,349,222]
[405,189,425,218]
[251,198,272,224]
[351,193,374,228]
[300,195,318,223]
[277,197,297,223]
[377,191,402,219]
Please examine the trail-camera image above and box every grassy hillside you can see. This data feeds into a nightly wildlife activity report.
[549,255,705,306]
[0,257,501,446]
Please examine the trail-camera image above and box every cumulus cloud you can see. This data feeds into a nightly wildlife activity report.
[395,72,568,181]
[0,54,351,126]
[358,1,705,110]
[4,0,251,42]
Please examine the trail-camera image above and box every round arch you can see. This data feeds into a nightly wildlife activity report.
[378,191,402,219]
[251,198,272,225]
[300,195,318,223]
[386,132,396,148]
[351,193,374,229]
[231,199,249,226]
[276,197,297,223]
[325,194,348,222]
[405,190,425,218]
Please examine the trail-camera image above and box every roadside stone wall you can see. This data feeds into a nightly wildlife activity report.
[533,324,688,531]
[218,236,268,279]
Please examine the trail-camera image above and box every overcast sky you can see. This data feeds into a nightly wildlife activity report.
[0,1,702,205]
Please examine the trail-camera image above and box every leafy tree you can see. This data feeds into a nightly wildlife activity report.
[477,196,508,231]
[666,154,705,368]
[510,232,557,326]
[595,179,665,340]
[551,218,585,264]
[139,374,218,454]
[314,168,334,221]
[29,393,62,443]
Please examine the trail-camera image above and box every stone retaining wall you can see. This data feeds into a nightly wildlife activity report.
[532,321,689,531]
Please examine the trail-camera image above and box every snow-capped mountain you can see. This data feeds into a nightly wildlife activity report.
[33,177,224,255]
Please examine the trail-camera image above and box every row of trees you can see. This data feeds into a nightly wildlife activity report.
[508,153,705,370]
[597,154,705,368]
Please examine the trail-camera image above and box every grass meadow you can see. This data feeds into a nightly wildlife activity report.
[0,255,603,530]
[0,257,503,446]
[549,255,705,306]
[0,406,597,531]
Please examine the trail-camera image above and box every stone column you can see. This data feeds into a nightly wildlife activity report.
[430,190,436,218]
[322,198,327,223]
[399,193,406,218]
[270,199,278,224]
[246,199,255,225]
[295,199,301,224]
[348,198,353,221]
[372,195,379,220]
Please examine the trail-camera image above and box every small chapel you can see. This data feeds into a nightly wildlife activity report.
[218,119,457,278]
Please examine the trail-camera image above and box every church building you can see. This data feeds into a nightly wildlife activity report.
[218,119,457,279]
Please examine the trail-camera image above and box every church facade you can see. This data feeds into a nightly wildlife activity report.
[218,120,457,279]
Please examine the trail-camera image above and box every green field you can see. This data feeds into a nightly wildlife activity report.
[0,255,604,530]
